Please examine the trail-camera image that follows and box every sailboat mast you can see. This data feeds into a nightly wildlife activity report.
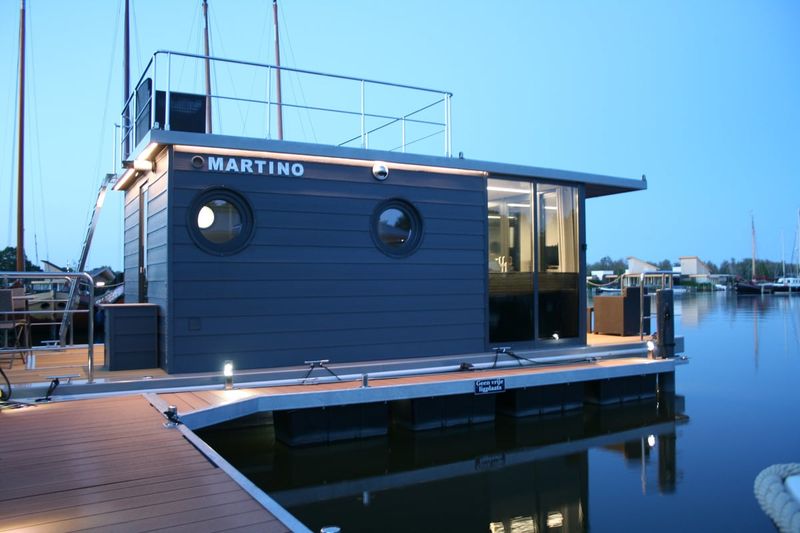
[203,0,212,133]
[122,0,130,156]
[16,0,26,272]
[751,214,756,281]
[124,0,129,109]
[273,0,283,140]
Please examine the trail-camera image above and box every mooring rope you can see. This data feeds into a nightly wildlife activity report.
[754,463,800,532]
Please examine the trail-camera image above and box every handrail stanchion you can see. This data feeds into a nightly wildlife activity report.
[267,66,272,139]
[360,80,366,148]
[639,272,645,340]
[401,116,406,153]
[165,52,172,131]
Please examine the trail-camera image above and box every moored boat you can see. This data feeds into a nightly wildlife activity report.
[771,277,800,294]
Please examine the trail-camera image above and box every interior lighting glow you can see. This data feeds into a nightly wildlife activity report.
[547,512,564,528]
[507,203,531,208]
[95,281,106,287]
[197,206,215,229]
[487,186,530,193]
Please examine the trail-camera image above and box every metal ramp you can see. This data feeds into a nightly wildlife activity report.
[58,173,116,345]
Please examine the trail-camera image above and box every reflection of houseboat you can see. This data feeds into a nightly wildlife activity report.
[113,51,653,375]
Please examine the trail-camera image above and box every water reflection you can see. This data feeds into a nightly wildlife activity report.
[200,398,687,533]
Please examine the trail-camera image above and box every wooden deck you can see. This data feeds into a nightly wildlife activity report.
[0,395,295,532]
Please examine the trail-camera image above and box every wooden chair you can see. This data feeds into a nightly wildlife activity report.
[0,288,29,368]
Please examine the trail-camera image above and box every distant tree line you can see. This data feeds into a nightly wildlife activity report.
[588,255,795,280]
[0,246,42,272]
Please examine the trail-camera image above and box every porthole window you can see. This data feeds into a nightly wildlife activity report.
[188,188,254,255]
[371,199,423,257]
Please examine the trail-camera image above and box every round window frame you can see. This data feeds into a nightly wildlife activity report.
[370,199,424,258]
[187,187,255,256]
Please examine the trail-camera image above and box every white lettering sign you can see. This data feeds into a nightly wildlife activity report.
[202,155,305,177]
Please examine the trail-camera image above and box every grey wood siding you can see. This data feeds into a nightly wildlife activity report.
[122,187,139,304]
[121,149,170,368]
[168,158,487,372]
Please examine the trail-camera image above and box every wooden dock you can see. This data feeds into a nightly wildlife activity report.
[0,395,304,532]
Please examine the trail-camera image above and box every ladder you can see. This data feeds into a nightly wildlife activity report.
[58,173,116,345]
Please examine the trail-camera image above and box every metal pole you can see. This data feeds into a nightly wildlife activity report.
[360,80,365,148]
[444,93,451,157]
[122,0,130,158]
[16,0,26,272]
[165,52,172,130]
[273,0,283,140]
[151,54,157,129]
[202,0,212,133]
[267,66,272,138]
[84,272,95,384]
[639,272,645,340]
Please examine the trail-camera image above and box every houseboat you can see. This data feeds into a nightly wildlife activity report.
[109,51,666,376]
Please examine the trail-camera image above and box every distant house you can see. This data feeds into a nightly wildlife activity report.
[590,270,615,280]
[626,257,658,274]
[679,256,711,277]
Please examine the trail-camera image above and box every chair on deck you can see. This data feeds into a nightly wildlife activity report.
[0,288,30,368]
[593,286,650,336]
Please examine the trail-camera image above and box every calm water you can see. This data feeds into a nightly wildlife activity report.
[200,293,800,532]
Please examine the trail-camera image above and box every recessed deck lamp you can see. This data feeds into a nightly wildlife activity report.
[223,360,234,389]
[552,332,560,341]
[646,340,656,357]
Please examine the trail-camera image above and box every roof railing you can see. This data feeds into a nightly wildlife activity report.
[120,50,452,164]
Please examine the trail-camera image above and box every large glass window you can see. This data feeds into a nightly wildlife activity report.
[488,179,534,342]
[537,184,579,339]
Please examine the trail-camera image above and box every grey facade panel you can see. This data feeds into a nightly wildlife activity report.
[168,157,487,372]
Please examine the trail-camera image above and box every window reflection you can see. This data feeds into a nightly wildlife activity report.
[488,180,534,342]
[537,184,579,339]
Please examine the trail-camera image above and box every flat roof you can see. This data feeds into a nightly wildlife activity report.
[126,129,647,198]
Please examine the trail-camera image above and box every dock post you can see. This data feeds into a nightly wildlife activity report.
[656,289,675,358]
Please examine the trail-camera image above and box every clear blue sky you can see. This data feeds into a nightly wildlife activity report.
[1,0,798,271]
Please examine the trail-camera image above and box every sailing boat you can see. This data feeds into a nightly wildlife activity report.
[735,214,771,295]
[771,209,800,295]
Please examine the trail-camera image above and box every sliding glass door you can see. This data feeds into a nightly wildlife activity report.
[488,179,533,342]
[537,183,579,339]
[487,179,580,345]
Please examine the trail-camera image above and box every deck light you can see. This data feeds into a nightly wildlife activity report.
[223,360,234,389]
[552,332,560,340]
[647,434,656,447]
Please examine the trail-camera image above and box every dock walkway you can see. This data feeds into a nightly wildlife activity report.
[0,395,296,532]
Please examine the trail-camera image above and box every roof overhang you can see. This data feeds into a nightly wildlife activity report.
[118,129,647,198]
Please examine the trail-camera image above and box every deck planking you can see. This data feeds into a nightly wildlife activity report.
[0,394,289,532]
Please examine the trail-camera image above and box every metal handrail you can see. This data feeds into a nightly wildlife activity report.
[121,50,452,162]
[1,271,95,383]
